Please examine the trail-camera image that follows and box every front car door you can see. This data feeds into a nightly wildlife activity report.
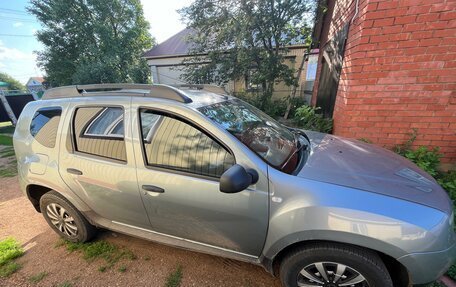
[58,97,150,229]
[131,99,269,257]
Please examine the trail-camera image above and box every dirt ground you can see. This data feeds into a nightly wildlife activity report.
[0,176,281,287]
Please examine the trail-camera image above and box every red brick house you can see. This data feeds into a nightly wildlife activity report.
[311,0,455,168]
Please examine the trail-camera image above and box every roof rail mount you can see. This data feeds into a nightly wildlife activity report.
[174,84,226,95]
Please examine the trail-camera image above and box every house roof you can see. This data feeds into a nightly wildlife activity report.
[31,77,44,83]
[143,28,309,60]
[26,77,45,86]
[144,28,195,59]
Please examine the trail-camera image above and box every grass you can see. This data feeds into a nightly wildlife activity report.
[0,162,17,178]
[0,146,15,158]
[57,239,136,271]
[28,271,48,283]
[0,238,24,278]
[118,265,127,272]
[98,266,107,272]
[0,262,21,277]
[0,135,17,178]
[165,265,183,287]
[0,146,17,178]
[0,123,16,178]
[0,123,14,134]
[0,134,12,146]
[58,281,72,287]
[0,238,24,265]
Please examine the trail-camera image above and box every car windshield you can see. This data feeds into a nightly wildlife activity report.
[199,99,299,172]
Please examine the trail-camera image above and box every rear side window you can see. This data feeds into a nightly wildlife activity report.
[139,110,235,177]
[84,107,124,138]
[73,107,126,162]
[30,107,62,148]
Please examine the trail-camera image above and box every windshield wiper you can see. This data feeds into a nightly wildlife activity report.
[280,134,308,170]
[290,128,310,143]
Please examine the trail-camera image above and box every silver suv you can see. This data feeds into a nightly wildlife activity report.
[14,84,455,287]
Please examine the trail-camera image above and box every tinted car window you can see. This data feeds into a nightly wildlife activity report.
[30,107,62,148]
[84,107,124,138]
[199,99,298,170]
[73,107,126,162]
[140,110,234,177]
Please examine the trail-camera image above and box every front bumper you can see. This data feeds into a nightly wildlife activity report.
[398,242,456,285]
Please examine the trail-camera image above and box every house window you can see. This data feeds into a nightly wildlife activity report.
[245,69,261,91]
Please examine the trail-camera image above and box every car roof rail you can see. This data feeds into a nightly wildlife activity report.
[41,83,193,103]
[174,84,226,95]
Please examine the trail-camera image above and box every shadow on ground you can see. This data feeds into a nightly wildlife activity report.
[0,177,281,287]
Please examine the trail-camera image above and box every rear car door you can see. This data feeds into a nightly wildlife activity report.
[132,100,269,257]
[58,97,150,228]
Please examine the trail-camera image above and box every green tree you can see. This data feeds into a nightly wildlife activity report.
[28,0,155,86]
[179,0,315,109]
[0,72,25,91]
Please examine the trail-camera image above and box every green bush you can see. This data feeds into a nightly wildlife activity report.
[403,146,441,177]
[438,171,456,205]
[393,129,418,156]
[293,105,333,133]
[393,143,454,199]
[235,92,306,119]
[391,131,454,201]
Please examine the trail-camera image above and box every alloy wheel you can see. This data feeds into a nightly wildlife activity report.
[46,203,78,237]
[298,262,369,287]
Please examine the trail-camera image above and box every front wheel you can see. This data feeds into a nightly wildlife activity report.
[279,243,393,287]
[40,191,97,242]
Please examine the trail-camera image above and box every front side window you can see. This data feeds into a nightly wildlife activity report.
[30,107,62,148]
[199,99,300,173]
[73,107,126,162]
[139,110,234,177]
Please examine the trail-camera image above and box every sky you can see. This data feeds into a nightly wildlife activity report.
[0,0,193,84]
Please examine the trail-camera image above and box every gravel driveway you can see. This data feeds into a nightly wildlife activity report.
[0,176,281,287]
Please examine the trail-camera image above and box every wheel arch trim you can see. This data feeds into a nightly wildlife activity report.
[25,183,90,215]
[261,230,409,274]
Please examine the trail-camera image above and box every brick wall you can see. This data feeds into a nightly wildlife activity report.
[312,0,456,167]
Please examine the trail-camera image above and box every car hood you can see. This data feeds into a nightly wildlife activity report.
[297,131,452,214]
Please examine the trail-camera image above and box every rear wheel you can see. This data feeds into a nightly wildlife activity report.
[40,191,97,242]
[279,243,393,287]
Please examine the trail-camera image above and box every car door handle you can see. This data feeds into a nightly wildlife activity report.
[142,185,165,194]
[67,168,83,175]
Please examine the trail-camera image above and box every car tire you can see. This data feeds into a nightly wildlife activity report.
[40,191,97,242]
[279,242,393,287]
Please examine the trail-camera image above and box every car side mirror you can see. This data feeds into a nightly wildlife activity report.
[220,164,259,193]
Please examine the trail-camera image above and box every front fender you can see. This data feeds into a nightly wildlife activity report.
[262,170,451,267]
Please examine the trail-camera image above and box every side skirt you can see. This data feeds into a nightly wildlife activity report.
[85,212,262,265]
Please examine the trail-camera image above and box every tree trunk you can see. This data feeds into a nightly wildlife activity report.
[261,82,274,110]
[284,52,307,119]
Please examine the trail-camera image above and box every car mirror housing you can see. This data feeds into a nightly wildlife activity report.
[220,164,257,193]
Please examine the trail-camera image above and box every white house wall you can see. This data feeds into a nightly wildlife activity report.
[147,56,234,92]
[147,57,187,85]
